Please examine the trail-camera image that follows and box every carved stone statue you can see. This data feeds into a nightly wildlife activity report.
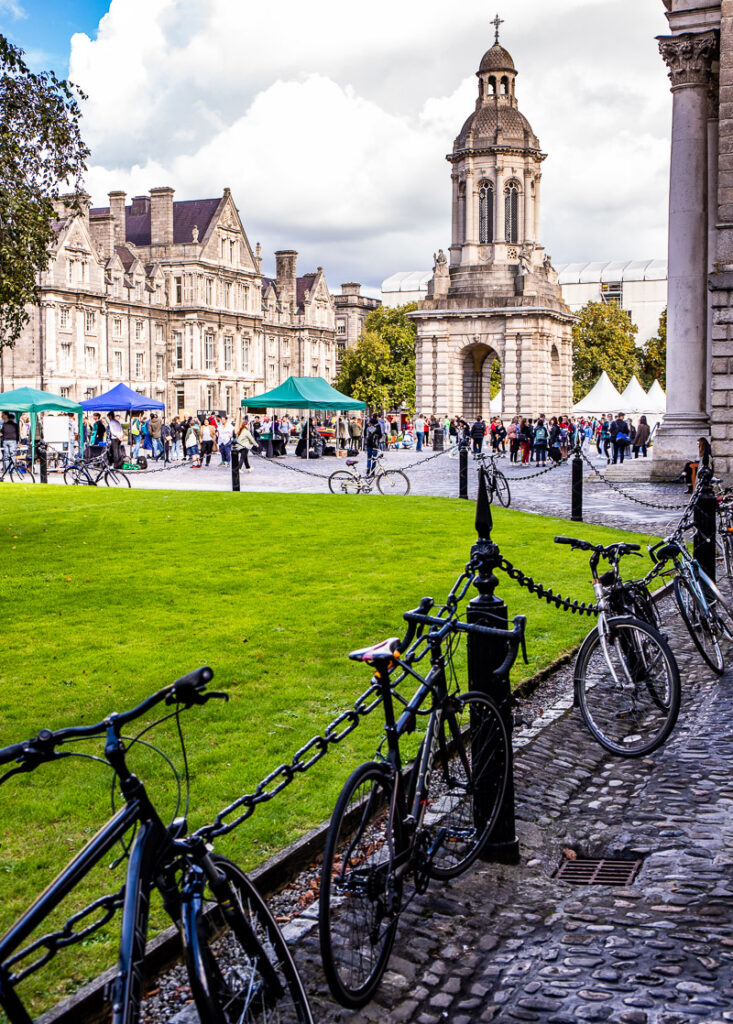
[192,225,199,243]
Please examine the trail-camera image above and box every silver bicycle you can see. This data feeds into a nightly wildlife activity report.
[328,452,410,495]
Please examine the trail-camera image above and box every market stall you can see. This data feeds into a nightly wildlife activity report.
[0,387,83,468]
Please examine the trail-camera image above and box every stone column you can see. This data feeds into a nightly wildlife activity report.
[533,176,541,242]
[523,171,533,242]
[652,31,719,479]
[451,174,460,249]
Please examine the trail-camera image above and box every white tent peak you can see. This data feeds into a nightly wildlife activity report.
[645,379,667,414]
[619,375,649,413]
[572,371,624,414]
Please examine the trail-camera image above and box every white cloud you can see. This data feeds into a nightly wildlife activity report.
[0,0,26,19]
[71,0,672,288]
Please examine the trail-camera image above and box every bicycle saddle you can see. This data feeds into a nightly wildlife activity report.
[349,637,401,664]
[345,458,358,466]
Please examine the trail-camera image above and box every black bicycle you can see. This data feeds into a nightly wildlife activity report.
[0,446,35,483]
[556,537,681,757]
[64,452,131,487]
[0,668,312,1024]
[318,589,524,1007]
[475,452,511,506]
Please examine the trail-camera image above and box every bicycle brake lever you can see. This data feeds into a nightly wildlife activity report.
[203,691,229,703]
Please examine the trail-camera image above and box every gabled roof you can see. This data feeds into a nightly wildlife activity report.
[91,198,221,247]
[115,245,137,271]
[297,273,317,309]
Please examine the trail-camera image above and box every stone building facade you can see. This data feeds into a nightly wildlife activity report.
[412,27,574,420]
[332,283,381,364]
[2,187,338,415]
[654,0,733,479]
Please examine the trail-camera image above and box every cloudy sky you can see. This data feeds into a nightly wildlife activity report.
[2,0,672,291]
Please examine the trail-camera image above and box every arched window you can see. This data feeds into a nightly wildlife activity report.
[488,75,497,95]
[479,180,494,244]
[500,76,509,95]
[504,181,520,243]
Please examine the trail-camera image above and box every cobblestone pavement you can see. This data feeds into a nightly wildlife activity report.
[50,447,690,536]
[155,593,733,1024]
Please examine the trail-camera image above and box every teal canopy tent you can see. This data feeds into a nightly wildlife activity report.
[0,387,83,466]
[241,376,365,460]
[240,376,365,411]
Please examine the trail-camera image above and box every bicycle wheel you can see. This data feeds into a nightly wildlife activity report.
[719,526,733,582]
[376,470,410,495]
[328,470,360,494]
[575,616,681,757]
[422,691,509,880]
[319,761,404,1008]
[697,569,733,644]
[492,471,511,507]
[9,465,35,483]
[184,854,313,1024]
[619,582,661,631]
[674,575,724,674]
[105,469,131,487]
[64,466,90,485]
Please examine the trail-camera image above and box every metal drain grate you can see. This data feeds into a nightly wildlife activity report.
[555,857,642,886]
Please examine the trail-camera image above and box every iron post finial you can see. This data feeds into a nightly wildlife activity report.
[492,13,504,44]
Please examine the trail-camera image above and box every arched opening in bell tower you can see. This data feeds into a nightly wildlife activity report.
[504,182,520,243]
[460,344,501,420]
[479,180,494,244]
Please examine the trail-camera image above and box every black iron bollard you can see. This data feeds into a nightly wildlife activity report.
[694,469,716,581]
[459,441,469,499]
[467,468,519,864]
[571,443,583,522]
[231,446,241,492]
[35,441,48,484]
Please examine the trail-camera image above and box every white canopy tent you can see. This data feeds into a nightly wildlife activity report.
[619,375,650,414]
[572,371,624,415]
[645,379,667,415]
[489,388,503,415]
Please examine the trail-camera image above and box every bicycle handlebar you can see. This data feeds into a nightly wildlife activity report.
[0,666,222,769]
[401,605,527,675]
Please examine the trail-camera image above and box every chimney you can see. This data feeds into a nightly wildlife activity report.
[108,191,127,245]
[275,250,297,310]
[90,213,116,259]
[130,195,150,217]
[341,282,361,296]
[150,186,175,247]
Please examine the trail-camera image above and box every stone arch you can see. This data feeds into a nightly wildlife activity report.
[460,342,501,420]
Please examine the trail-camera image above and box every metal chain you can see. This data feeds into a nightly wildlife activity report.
[580,449,689,511]
[195,679,386,841]
[5,885,126,983]
[501,452,573,482]
[497,556,599,617]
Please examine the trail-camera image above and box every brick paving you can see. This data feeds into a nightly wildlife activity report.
[159,591,733,1024]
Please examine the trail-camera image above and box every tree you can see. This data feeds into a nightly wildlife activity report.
[335,302,417,412]
[490,357,501,400]
[572,300,639,403]
[0,35,89,350]
[638,308,666,390]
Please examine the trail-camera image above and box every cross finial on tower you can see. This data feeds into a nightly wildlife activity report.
[492,13,504,44]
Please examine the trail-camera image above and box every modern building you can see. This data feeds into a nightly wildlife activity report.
[411,24,574,419]
[383,261,668,344]
[2,187,339,415]
[332,282,381,363]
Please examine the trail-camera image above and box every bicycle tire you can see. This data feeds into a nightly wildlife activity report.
[64,466,91,485]
[421,691,509,880]
[328,470,360,494]
[9,465,35,483]
[492,472,511,508]
[105,469,131,488]
[697,569,733,644]
[319,761,404,1008]
[184,854,313,1024]
[720,527,733,582]
[575,616,681,757]
[376,470,410,496]
[674,575,724,674]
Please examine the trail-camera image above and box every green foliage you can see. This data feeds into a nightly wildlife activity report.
[490,357,502,400]
[0,35,89,349]
[335,302,417,413]
[572,300,639,403]
[638,308,666,390]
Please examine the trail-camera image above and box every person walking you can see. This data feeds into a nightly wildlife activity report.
[89,413,106,460]
[533,417,548,466]
[130,413,143,459]
[148,413,163,461]
[169,417,183,460]
[200,417,216,467]
[633,415,651,458]
[507,418,519,463]
[185,418,201,467]
[519,418,532,464]
[364,415,382,475]
[470,416,486,455]
[611,412,631,465]
[160,419,172,463]
[414,413,425,453]
[217,415,233,466]
[235,418,256,473]
[1,412,19,470]
[107,412,124,469]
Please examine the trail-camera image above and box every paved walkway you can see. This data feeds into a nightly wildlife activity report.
[54,447,691,536]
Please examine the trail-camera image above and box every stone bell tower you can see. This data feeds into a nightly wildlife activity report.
[414,17,575,420]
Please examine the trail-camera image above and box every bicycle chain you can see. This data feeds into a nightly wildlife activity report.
[5,885,126,983]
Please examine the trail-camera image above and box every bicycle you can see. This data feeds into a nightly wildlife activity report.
[318,587,525,1007]
[0,446,35,483]
[64,452,131,488]
[0,667,313,1024]
[328,452,410,495]
[555,536,681,758]
[713,482,733,583]
[475,451,511,507]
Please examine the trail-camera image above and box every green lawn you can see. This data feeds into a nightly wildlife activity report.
[0,485,658,1012]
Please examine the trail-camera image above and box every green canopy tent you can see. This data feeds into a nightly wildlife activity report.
[0,387,83,469]
[240,376,365,459]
